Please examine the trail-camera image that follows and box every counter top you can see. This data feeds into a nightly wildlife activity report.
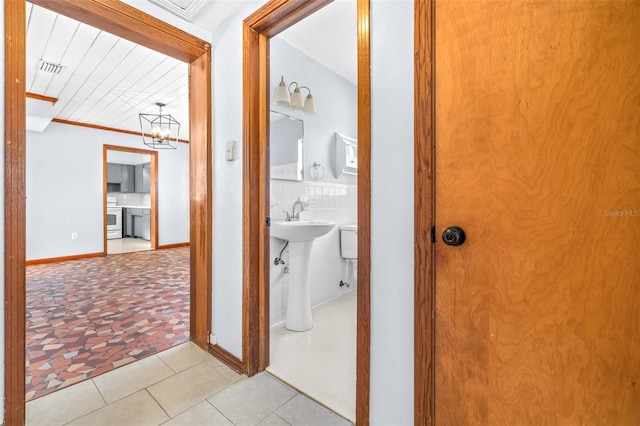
[118,205,151,209]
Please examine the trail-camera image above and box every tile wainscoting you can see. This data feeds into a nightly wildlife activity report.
[269,180,357,326]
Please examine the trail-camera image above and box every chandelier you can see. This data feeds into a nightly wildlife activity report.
[139,102,180,149]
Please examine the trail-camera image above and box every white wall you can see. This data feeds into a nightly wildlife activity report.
[26,123,189,260]
[270,37,357,185]
[370,0,415,423]
[210,2,267,358]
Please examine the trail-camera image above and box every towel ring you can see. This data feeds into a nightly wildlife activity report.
[310,162,325,181]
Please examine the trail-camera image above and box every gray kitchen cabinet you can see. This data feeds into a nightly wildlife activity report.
[134,216,144,238]
[107,163,122,184]
[123,208,133,237]
[126,208,149,240]
[142,209,151,240]
[135,162,151,193]
[120,165,135,193]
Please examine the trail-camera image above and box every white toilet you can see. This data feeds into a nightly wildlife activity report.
[340,224,358,286]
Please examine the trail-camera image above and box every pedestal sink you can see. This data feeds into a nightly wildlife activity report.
[271,220,335,331]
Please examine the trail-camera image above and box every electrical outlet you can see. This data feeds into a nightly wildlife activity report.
[209,333,218,345]
[71,233,78,240]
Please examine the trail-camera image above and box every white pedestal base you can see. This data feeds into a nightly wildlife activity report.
[285,241,314,331]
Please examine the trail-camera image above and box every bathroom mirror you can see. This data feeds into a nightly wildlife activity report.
[270,110,304,181]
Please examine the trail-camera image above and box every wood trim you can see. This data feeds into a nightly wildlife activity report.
[103,146,109,252]
[242,0,334,378]
[150,150,159,250]
[158,242,190,249]
[414,0,436,424]
[242,20,269,377]
[207,344,244,373]
[356,0,371,423]
[103,144,159,252]
[243,1,371,424]
[52,118,190,144]
[7,1,213,423]
[244,0,333,38]
[103,143,160,156]
[28,0,208,62]
[26,92,57,103]
[188,49,213,349]
[5,0,27,423]
[26,252,104,266]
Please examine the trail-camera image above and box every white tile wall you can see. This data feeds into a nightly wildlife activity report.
[107,192,150,207]
[269,179,357,326]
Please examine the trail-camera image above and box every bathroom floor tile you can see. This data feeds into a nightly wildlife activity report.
[67,390,169,426]
[92,353,174,404]
[148,361,230,417]
[208,373,296,425]
[26,379,105,426]
[268,291,356,422]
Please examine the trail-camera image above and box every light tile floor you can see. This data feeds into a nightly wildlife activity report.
[268,291,356,423]
[26,342,351,426]
[107,237,153,255]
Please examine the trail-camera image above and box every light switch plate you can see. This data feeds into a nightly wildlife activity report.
[225,140,236,161]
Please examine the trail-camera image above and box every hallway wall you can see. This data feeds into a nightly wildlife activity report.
[210,2,264,358]
[370,1,415,422]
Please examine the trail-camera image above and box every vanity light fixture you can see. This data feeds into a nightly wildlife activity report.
[139,102,179,149]
[274,76,317,114]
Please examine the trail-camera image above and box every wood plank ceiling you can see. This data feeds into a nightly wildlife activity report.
[26,2,190,136]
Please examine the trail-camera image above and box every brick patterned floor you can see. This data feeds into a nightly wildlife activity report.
[26,247,190,402]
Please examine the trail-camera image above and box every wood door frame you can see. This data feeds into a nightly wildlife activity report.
[103,145,159,252]
[414,0,436,424]
[242,0,371,423]
[5,1,212,424]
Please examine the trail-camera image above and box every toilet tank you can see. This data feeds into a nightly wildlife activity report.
[340,224,358,259]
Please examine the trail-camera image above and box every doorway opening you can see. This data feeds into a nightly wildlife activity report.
[264,2,359,422]
[104,145,158,255]
[22,0,192,401]
[242,0,371,424]
[5,0,212,422]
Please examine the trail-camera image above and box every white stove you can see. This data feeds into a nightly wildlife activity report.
[106,196,122,239]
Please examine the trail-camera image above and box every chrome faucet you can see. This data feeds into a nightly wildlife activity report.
[291,200,304,220]
[282,210,291,222]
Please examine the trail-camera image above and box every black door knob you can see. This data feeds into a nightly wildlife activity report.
[442,226,466,246]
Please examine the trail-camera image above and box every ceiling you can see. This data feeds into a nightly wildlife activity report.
[148,0,248,31]
[276,1,356,85]
[26,1,356,137]
[26,2,189,136]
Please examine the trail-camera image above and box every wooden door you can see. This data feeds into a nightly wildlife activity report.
[434,1,640,423]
